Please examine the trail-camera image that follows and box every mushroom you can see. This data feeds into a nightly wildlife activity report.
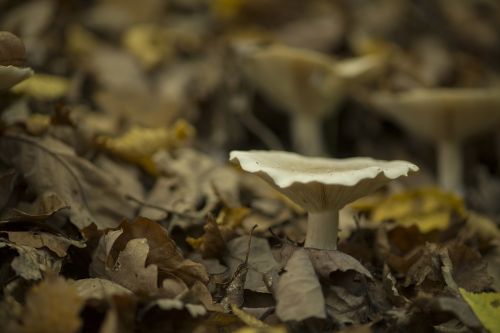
[371,88,500,194]
[229,150,418,250]
[238,43,384,156]
[0,31,33,90]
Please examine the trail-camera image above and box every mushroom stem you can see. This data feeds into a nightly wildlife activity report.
[291,112,325,156]
[437,139,463,194]
[305,210,339,250]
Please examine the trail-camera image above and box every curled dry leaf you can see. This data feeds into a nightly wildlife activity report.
[307,248,373,281]
[276,248,326,321]
[91,217,209,297]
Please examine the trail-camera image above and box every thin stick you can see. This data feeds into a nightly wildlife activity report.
[125,194,200,219]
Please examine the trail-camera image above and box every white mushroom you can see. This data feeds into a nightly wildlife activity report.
[229,150,418,250]
[0,31,33,90]
[371,87,500,194]
[238,44,384,156]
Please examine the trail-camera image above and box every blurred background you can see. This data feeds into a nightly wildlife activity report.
[1,0,500,216]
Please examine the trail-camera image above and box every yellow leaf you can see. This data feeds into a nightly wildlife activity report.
[12,74,70,99]
[66,24,99,56]
[459,288,500,333]
[212,0,246,20]
[230,304,269,329]
[25,114,51,136]
[123,24,173,69]
[97,119,195,174]
[366,187,466,232]
[233,326,288,333]
[216,206,250,229]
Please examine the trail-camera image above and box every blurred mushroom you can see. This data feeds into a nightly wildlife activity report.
[371,88,500,194]
[0,31,33,90]
[238,43,384,156]
[229,150,418,250]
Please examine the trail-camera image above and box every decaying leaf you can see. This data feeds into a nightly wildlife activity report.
[91,217,208,297]
[230,304,269,328]
[307,248,373,281]
[0,134,135,230]
[16,275,84,333]
[5,231,85,257]
[221,227,255,311]
[0,240,62,280]
[276,248,326,321]
[360,187,466,232]
[459,288,500,333]
[97,119,195,174]
[225,235,280,293]
[73,278,133,300]
[11,74,70,100]
[187,214,227,258]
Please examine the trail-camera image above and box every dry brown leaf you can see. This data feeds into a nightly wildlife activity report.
[187,215,227,258]
[18,275,84,333]
[6,231,85,257]
[112,217,209,286]
[307,248,373,281]
[276,248,326,321]
[73,278,133,301]
[0,240,61,280]
[0,134,135,230]
[225,235,280,293]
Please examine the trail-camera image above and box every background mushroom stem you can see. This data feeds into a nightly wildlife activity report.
[305,210,339,250]
[291,112,325,156]
[438,139,463,195]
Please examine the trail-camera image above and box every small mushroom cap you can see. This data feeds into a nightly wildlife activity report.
[230,150,419,212]
[0,31,26,67]
[0,65,33,90]
[371,88,500,142]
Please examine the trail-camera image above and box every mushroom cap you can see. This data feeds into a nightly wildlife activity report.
[0,31,26,67]
[371,88,500,142]
[240,44,344,118]
[0,65,33,90]
[230,150,418,212]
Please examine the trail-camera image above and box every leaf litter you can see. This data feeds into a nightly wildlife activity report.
[1,0,500,332]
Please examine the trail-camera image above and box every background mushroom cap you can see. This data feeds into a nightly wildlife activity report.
[230,150,418,211]
[240,44,345,118]
[371,88,500,142]
[0,65,33,90]
[0,31,26,67]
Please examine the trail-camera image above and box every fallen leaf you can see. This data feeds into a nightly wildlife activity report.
[230,304,269,328]
[18,275,84,333]
[276,248,326,321]
[0,240,61,280]
[11,74,70,99]
[73,278,133,300]
[459,288,500,333]
[225,235,280,293]
[0,134,135,229]
[101,238,160,295]
[111,217,209,286]
[368,187,466,232]
[97,119,195,174]
[187,215,227,259]
[6,231,85,257]
[307,248,373,280]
